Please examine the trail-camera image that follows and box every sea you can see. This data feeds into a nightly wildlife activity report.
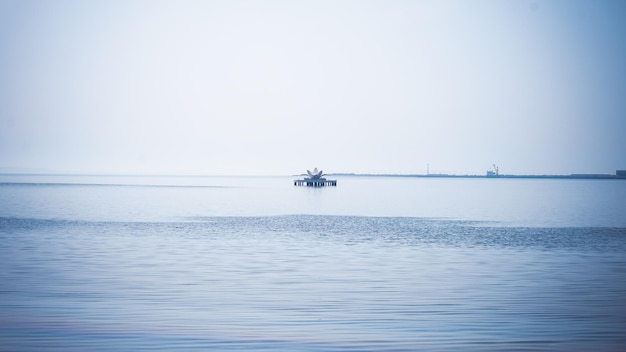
[1,174,625,351]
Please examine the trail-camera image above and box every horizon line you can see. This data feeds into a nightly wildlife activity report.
[1,170,624,179]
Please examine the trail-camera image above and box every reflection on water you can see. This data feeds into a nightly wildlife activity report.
[1,216,625,351]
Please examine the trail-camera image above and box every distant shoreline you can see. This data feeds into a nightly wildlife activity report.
[329,173,626,180]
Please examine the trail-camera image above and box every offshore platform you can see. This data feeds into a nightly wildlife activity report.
[294,168,337,187]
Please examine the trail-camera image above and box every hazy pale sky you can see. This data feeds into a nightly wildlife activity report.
[1,0,625,175]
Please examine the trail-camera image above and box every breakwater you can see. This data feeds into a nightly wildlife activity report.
[330,173,626,180]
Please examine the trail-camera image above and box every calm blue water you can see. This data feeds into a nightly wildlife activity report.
[1,175,625,351]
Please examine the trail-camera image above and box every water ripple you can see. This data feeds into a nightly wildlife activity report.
[1,216,625,351]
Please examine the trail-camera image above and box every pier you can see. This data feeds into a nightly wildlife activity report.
[294,179,337,187]
[294,167,337,187]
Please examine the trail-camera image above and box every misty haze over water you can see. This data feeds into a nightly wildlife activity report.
[2,0,626,350]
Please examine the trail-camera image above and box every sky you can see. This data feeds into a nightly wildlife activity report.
[0,0,625,176]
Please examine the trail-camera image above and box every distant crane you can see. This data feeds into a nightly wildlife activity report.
[487,164,499,177]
